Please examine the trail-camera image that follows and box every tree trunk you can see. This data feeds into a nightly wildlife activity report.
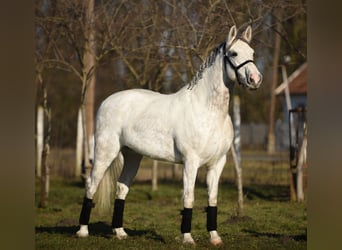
[36,106,44,178]
[152,160,158,191]
[40,142,50,208]
[81,105,92,180]
[81,0,96,179]
[75,108,83,178]
[38,71,51,208]
[267,8,283,154]
[39,105,51,208]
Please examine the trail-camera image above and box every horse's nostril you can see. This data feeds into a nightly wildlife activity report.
[250,73,261,84]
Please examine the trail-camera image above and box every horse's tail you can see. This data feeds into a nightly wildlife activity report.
[94,153,123,214]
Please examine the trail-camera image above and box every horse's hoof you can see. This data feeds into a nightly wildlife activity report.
[183,239,196,245]
[116,234,128,240]
[210,237,223,246]
[76,225,89,238]
[182,233,196,245]
[209,230,223,246]
[114,227,128,240]
[76,231,89,238]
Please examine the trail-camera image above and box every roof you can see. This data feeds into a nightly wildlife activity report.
[274,62,307,95]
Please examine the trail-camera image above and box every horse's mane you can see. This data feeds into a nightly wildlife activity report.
[188,42,226,89]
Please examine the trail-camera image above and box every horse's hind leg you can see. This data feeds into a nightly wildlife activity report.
[76,135,120,238]
[112,147,142,239]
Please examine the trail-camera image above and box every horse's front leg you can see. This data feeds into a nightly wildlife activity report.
[181,157,199,245]
[206,155,226,246]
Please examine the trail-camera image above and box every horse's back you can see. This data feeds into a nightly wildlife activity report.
[96,89,181,161]
[100,89,161,108]
[97,89,162,120]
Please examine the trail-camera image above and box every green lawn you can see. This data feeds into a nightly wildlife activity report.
[36,176,306,249]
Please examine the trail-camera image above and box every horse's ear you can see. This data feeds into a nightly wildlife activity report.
[227,25,237,47]
[243,25,252,43]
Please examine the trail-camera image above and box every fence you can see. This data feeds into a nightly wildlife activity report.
[241,123,268,149]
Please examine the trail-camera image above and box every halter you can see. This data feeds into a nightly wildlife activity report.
[224,38,255,85]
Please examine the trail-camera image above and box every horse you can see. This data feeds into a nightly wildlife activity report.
[76,25,262,246]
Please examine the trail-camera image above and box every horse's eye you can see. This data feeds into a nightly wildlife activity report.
[229,51,237,57]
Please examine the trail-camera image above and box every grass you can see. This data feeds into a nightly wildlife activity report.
[36,175,307,249]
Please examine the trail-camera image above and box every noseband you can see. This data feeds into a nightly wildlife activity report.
[223,39,255,85]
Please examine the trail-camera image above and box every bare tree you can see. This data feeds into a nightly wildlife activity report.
[36,0,98,178]
[267,7,283,154]
[35,0,58,206]
[96,1,258,92]
[39,84,52,208]
[81,0,96,179]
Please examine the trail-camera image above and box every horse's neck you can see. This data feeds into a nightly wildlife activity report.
[190,56,231,115]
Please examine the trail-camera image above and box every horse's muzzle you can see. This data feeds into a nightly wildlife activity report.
[247,73,262,90]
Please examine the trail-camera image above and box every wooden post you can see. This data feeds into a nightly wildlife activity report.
[232,95,243,216]
[289,108,306,201]
[289,109,297,201]
[75,108,83,178]
[296,121,307,202]
[36,106,44,177]
[152,160,158,191]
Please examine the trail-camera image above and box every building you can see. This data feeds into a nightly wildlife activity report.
[274,62,307,150]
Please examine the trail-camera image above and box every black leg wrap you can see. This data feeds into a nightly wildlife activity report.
[181,208,193,233]
[206,206,218,231]
[79,197,95,225]
[112,199,125,228]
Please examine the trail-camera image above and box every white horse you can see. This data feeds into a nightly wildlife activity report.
[76,25,262,246]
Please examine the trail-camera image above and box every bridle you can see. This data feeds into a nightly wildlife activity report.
[223,38,255,85]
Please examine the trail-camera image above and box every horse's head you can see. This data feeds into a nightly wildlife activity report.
[224,25,262,90]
